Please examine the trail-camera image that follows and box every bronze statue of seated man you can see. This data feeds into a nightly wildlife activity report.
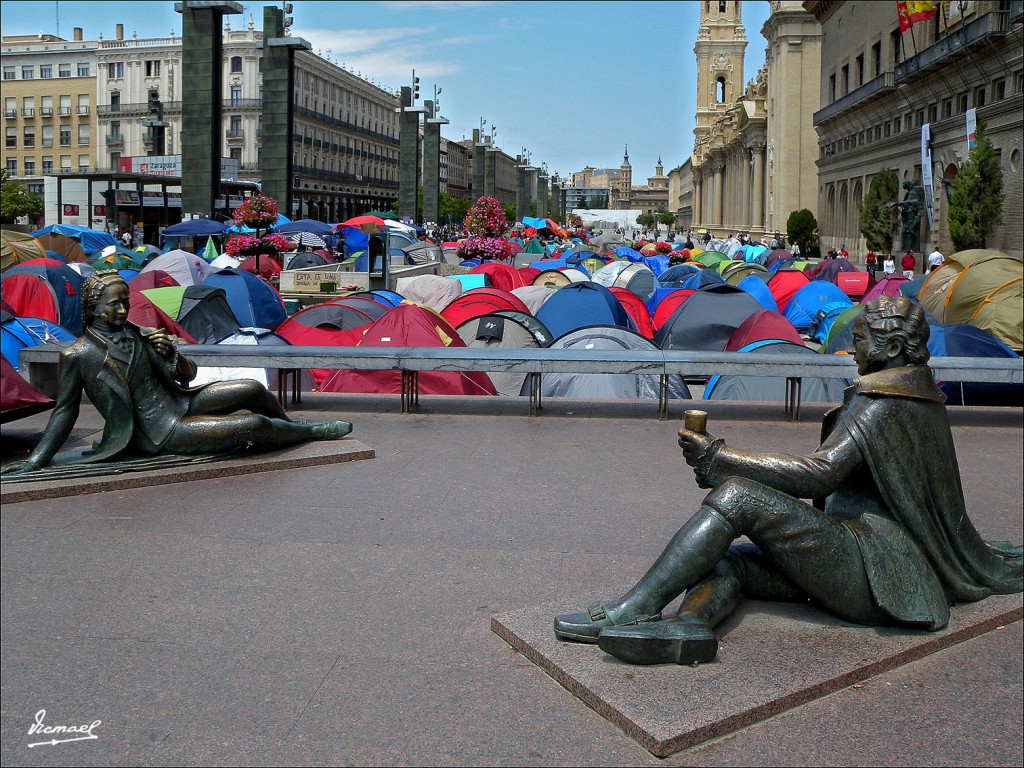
[555,296,1022,665]
[3,270,352,474]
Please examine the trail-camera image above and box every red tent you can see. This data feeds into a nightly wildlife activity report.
[469,262,525,292]
[129,269,179,290]
[127,290,197,343]
[609,287,654,339]
[238,255,282,278]
[318,304,496,396]
[516,267,541,285]
[723,309,805,351]
[440,288,531,329]
[766,269,811,313]
[835,271,871,299]
[0,273,60,325]
[1,354,54,423]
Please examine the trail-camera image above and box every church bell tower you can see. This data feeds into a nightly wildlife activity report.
[693,1,747,151]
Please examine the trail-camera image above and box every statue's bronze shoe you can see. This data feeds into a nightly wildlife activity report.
[315,420,352,439]
[553,604,662,643]
[597,619,718,665]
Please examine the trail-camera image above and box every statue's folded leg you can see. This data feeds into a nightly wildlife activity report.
[163,414,351,455]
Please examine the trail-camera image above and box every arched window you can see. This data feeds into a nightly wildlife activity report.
[716,77,726,103]
[230,56,242,73]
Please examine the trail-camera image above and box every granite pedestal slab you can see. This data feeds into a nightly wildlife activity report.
[492,593,1023,758]
[0,438,374,504]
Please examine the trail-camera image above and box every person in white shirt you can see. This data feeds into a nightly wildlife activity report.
[927,249,945,273]
[882,254,896,275]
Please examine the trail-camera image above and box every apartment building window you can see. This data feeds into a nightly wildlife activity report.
[59,63,71,77]
[61,155,72,172]
[929,104,937,122]
[42,156,53,173]
[943,98,953,117]
[893,116,901,133]
[23,126,35,147]
[258,56,263,73]
[4,97,14,116]
[974,87,985,107]
[855,54,864,87]
[77,63,89,76]
[77,95,89,115]
[78,124,89,145]
[110,91,120,110]
[6,158,16,174]
[993,79,1005,100]
[230,56,242,73]
[3,66,15,80]
[5,127,16,149]
[110,120,121,138]
[22,97,35,117]
[109,152,120,167]
[829,73,836,102]
[957,92,968,112]
[891,30,902,65]
[41,125,53,147]
[230,86,242,105]
[107,62,124,79]
[40,96,52,117]
[229,115,242,135]
[59,95,71,115]
[59,125,71,146]
[229,147,242,162]
[875,125,882,141]
[24,158,35,175]
[40,65,52,79]
[21,66,34,79]
[145,60,160,77]
[78,154,89,171]
[1014,71,1024,94]
[872,42,882,77]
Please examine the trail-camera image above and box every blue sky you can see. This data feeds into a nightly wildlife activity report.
[1,1,772,180]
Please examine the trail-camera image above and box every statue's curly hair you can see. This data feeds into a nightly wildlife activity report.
[81,269,128,329]
[861,295,930,365]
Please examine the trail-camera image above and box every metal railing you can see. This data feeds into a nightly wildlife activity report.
[895,11,1009,81]
[813,72,895,126]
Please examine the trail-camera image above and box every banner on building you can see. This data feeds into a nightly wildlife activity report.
[966,107,977,150]
[921,123,933,228]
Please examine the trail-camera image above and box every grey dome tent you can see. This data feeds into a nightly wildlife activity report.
[522,325,692,401]
[456,312,551,396]
[654,285,763,351]
[703,339,849,404]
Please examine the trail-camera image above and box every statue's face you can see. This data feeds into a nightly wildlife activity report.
[92,282,130,330]
[851,316,897,376]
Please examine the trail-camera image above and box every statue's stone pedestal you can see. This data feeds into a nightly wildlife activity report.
[0,439,374,504]
[492,594,1023,757]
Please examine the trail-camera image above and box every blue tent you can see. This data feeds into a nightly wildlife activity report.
[29,224,117,257]
[646,286,685,316]
[782,280,852,331]
[160,219,228,238]
[535,282,632,339]
[201,268,287,330]
[641,255,670,277]
[928,323,1022,406]
[657,264,700,287]
[274,219,333,235]
[808,301,854,344]
[681,269,725,290]
[347,290,404,308]
[614,247,643,262]
[736,274,779,312]
[340,226,369,259]
[1,315,76,370]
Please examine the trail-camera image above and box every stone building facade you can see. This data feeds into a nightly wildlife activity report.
[804,0,1023,259]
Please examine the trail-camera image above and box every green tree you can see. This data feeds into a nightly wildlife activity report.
[502,202,516,225]
[948,122,1004,250]
[438,192,470,226]
[786,208,818,256]
[657,210,676,229]
[578,196,590,210]
[587,194,607,209]
[0,169,44,225]
[636,212,655,228]
[859,168,900,253]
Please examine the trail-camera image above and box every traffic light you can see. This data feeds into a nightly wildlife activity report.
[148,88,160,113]
[412,72,420,102]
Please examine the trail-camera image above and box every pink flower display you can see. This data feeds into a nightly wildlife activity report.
[462,196,508,237]
[233,194,279,231]
[456,236,511,262]
[225,233,291,258]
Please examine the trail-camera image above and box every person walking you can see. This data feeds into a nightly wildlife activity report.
[883,253,896,276]
[901,250,916,279]
[928,248,945,273]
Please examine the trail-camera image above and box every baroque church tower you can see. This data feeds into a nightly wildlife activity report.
[693,0,747,158]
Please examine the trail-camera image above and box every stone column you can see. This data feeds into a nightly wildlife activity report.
[422,116,447,226]
[713,161,724,228]
[693,172,703,226]
[751,143,765,234]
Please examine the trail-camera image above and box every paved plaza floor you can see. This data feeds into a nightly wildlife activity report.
[1,394,1021,766]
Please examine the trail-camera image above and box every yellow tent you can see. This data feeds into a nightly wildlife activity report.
[1,230,46,272]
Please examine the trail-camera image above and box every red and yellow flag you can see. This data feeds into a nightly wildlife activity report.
[897,1,941,32]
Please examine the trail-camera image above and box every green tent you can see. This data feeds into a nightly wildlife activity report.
[694,250,729,268]
[140,286,187,319]
[364,210,399,220]
[521,238,546,255]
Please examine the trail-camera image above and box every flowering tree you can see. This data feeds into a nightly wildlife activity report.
[463,196,507,237]
[233,194,279,232]
[226,194,285,274]
[224,233,291,259]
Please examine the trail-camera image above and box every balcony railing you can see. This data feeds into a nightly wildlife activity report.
[223,99,262,110]
[40,107,52,116]
[226,128,245,141]
[3,109,14,118]
[77,106,90,115]
[97,101,182,115]
[105,134,124,146]
[57,106,71,115]
[21,108,34,117]
[813,72,895,126]
[895,11,1009,81]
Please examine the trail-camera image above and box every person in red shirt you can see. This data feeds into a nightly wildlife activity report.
[901,250,916,278]
[864,250,877,278]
